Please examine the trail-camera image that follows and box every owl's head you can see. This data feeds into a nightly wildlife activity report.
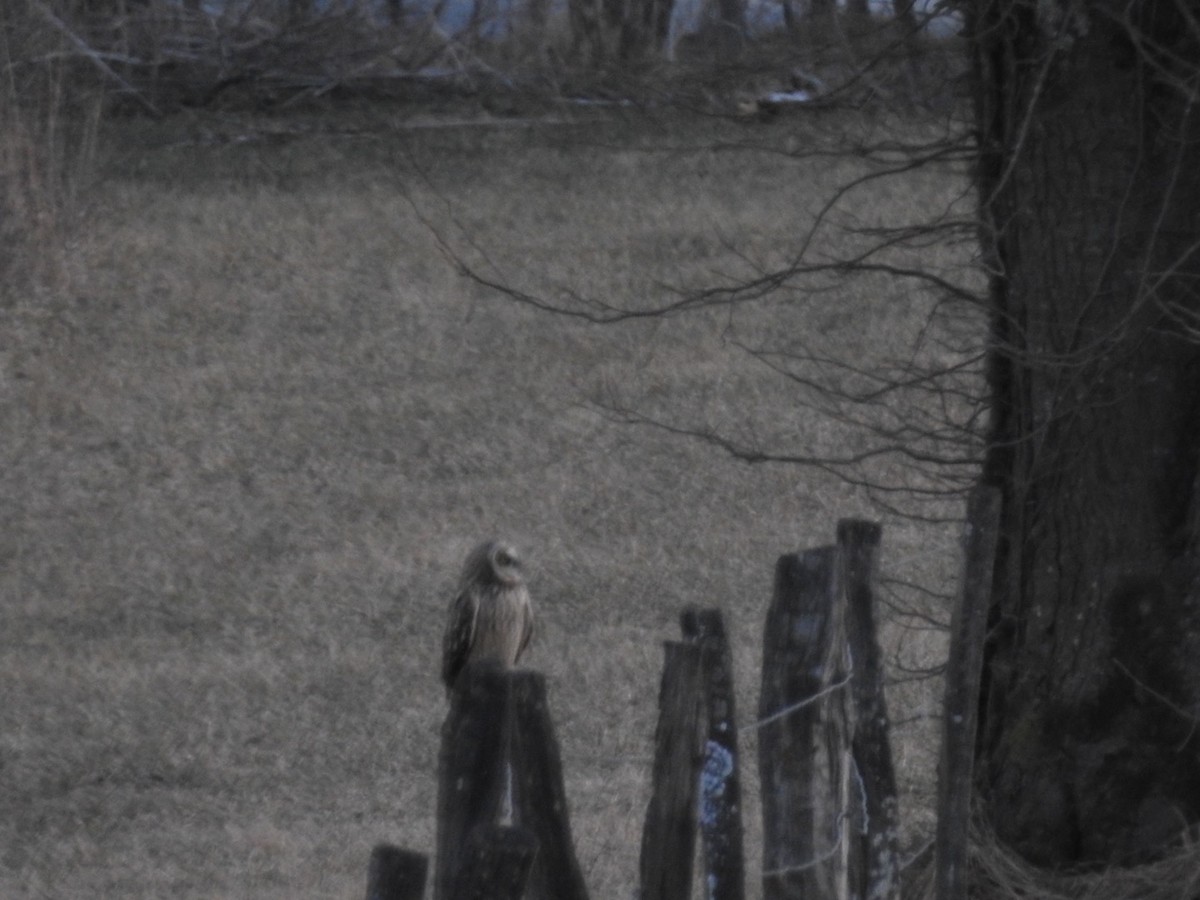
[461,540,524,587]
[487,542,523,586]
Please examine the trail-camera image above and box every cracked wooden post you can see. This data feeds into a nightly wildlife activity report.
[838,519,900,900]
[682,606,746,900]
[639,640,705,900]
[436,664,513,900]
[508,672,590,900]
[437,665,588,900]
[759,546,851,900]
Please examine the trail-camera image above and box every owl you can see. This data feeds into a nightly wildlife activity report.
[441,541,534,694]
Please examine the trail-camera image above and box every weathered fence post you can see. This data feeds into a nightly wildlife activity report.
[639,640,706,900]
[508,671,591,900]
[838,520,900,900]
[436,663,513,900]
[759,546,852,900]
[366,844,428,900]
[449,824,538,900]
[437,665,589,900]
[935,486,1001,900]
[682,606,746,900]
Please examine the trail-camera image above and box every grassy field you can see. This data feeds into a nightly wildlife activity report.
[2,103,979,898]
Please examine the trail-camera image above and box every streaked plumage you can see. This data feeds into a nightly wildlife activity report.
[441,541,534,694]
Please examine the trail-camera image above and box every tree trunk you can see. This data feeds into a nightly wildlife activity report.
[972,0,1200,866]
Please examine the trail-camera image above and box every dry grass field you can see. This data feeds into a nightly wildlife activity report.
[2,103,980,898]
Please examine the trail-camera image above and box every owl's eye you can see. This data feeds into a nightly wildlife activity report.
[496,551,514,567]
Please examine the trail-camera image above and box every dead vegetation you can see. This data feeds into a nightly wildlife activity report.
[1,0,101,290]
[6,0,967,120]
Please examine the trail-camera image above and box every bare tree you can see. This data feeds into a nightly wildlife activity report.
[971,0,1200,866]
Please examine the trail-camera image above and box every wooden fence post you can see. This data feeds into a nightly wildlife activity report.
[436,663,513,900]
[639,640,705,900]
[366,844,428,900]
[682,606,746,900]
[837,519,901,900]
[437,665,589,900]
[449,824,538,900]
[508,671,591,900]
[935,486,1001,900]
[758,546,851,900]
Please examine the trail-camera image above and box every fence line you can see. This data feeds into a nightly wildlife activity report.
[369,504,997,900]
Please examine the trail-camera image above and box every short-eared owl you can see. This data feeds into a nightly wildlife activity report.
[441,541,534,694]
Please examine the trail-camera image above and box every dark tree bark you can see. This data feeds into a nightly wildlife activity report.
[972,0,1200,867]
